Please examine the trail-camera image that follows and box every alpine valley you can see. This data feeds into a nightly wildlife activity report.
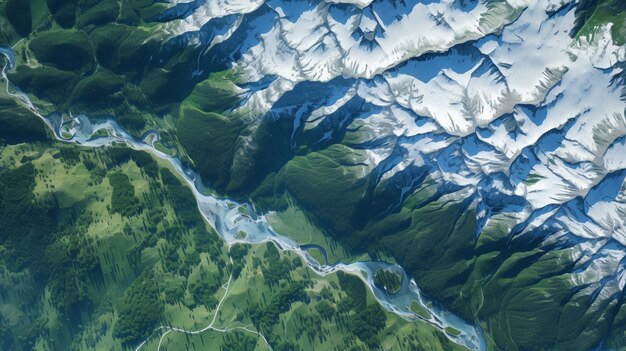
[1,0,626,351]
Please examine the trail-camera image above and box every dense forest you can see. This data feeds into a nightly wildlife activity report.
[0,109,458,350]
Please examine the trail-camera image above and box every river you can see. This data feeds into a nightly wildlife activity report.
[1,48,486,351]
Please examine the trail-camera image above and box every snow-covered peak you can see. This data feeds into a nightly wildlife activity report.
[162,0,626,337]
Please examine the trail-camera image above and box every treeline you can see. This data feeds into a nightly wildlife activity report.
[113,273,163,345]
[109,171,141,217]
[373,269,402,295]
[0,160,104,348]
[239,243,389,350]
[0,97,48,145]
[45,235,100,319]
[220,331,258,351]
[0,143,232,350]
[572,0,626,35]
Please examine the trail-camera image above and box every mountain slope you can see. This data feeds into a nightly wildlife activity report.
[3,0,626,350]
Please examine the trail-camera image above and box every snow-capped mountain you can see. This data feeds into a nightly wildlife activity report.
[155,0,626,348]
[4,0,626,349]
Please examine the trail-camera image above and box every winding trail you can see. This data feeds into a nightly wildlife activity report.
[135,261,273,351]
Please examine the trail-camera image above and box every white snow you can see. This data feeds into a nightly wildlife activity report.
[169,0,626,310]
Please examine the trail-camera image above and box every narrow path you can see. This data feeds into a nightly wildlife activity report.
[135,259,273,351]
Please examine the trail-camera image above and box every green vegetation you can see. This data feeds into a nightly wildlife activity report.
[109,171,141,217]
[177,73,245,190]
[182,70,241,112]
[0,2,478,351]
[445,327,462,337]
[234,230,247,240]
[410,301,432,320]
[272,145,371,243]
[523,173,545,185]
[45,234,98,320]
[5,2,624,350]
[130,149,158,177]
[266,195,351,264]
[337,271,367,310]
[151,241,463,351]
[177,108,244,190]
[0,0,214,137]
[70,70,125,108]
[349,304,387,348]
[113,272,163,345]
[46,0,76,28]
[3,0,32,37]
[75,0,120,28]
[0,97,48,144]
[373,269,402,295]
[0,140,228,350]
[574,0,626,45]
[245,129,626,351]
[9,65,78,104]
[29,31,95,74]
[0,137,461,351]
[221,331,259,350]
